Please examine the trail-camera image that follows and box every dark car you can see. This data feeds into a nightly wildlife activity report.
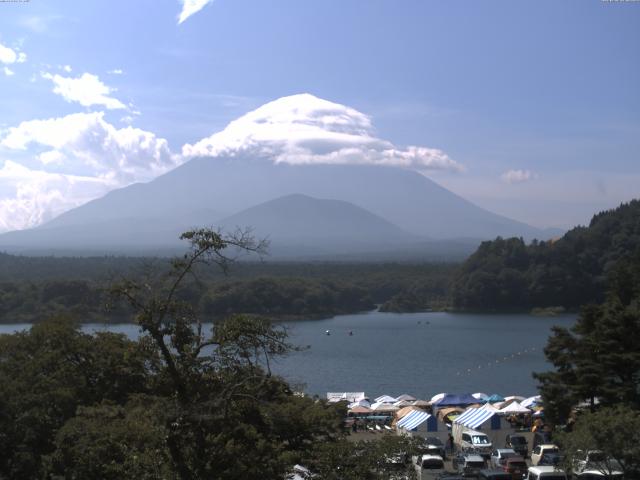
[505,434,528,458]
[503,457,527,480]
[537,452,564,467]
[478,469,514,480]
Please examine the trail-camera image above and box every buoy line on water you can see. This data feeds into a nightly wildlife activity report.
[454,346,540,376]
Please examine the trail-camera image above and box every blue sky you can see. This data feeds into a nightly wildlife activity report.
[0,0,638,232]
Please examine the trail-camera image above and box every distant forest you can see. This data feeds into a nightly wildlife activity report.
[0,257,453,323]
[1,200,638,323]
[450,199,640,310]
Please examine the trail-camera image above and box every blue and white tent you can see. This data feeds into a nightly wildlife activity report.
[454,404,502,430]
[396,410,433,430]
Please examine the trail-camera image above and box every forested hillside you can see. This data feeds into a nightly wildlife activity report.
[451,200,640,310]
[0,257,454,323]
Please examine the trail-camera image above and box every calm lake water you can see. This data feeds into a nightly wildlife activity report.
[0,310,575,400]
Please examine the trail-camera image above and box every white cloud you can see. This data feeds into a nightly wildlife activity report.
[3,67,14,77]
[0,160,109,232]
[501,169,538,184]
[0,42,27,66]
[178,0,214,24]
[62,65,72,72]
[41,72,126,110]
[108,68,124,75]
[183,93,464,173]
[0,112,181,232]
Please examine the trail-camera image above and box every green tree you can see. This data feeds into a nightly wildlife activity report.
[46,400,172,480]
[534,252,640,424]
[555,406,640,479]
[0,317,154,478]
[307,435,422,480]
[110,228,348,480]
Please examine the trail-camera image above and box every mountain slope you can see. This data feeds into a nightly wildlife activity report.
[0,158,556,255]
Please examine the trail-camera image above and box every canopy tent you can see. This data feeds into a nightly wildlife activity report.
[375,395,397,404]
[396,406,423,420]
[327,392,367,403]
[396,394,417,402]
[349,405,372,415]
[436,407,464,422]
[430,393,447,403]
[432,393,478,407]
[454,404,501,429]
[521,395,542,408]
[396,410,432,430]
[484,394,505,403]
[504,395,526,402]
[500,401,531,414]
[371,402,400,412]
[411,400,430,407]
[348,399,371,409]
[472,392,489,401]
[393,400,413,407]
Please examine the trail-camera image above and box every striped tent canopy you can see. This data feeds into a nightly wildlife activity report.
[454,404,499,429]
[396,406,423,420]
[396,410,432,430]
[375,395,397,403]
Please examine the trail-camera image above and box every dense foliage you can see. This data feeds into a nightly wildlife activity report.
[200,277,374,317]
[0,257,455,323]
[555,406,640,479]
[451,200,640,310]
[533,248,640,425]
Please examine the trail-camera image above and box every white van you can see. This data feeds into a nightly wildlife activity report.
[458,430,492,459]
[526,466,568,480]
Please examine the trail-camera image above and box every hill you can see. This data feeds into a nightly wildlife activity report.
[216,193,415,256]
[450,199,640,310]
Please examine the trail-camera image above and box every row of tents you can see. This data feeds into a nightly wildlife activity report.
[336,391,542,416]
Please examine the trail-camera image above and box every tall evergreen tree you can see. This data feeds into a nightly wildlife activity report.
[533,250,640,424]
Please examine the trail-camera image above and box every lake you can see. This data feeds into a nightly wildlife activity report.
[0,310,575,400]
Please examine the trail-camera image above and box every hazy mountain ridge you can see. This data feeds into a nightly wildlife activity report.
[0,157,561,257]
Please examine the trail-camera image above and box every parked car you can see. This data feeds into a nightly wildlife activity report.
[505,434,529,458]
[531,445,560,466]
[537,452,564,467]
[425,436,447,459]
[503,457,527,480]
[574,470,624,480]
[413,454,445,480]
[525,466,567,480]
[478,469,513,480]
[452,453,486,477]
[490,449,519,469]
